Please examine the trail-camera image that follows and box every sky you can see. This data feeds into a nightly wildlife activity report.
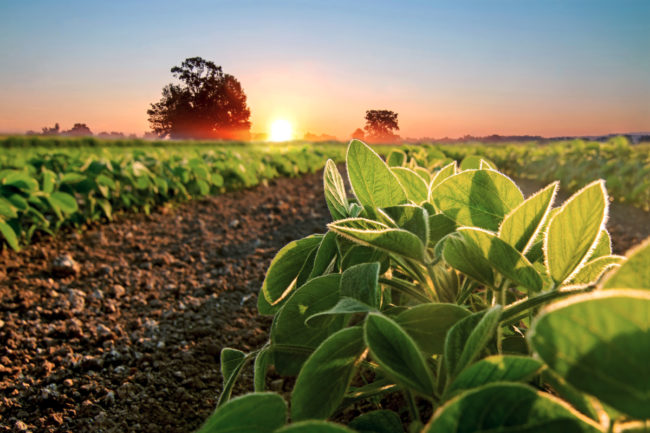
[1,0,649,139]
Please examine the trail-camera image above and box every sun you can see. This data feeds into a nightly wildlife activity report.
[269,119,294,142]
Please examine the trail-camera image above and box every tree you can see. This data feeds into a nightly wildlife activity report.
[147,57,251,140]
[63,123,92,136]
[363,109,400,143]
[41,123,60,135]
[351,128,365,140]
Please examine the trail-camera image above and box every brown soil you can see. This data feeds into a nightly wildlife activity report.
[1,172,648,433]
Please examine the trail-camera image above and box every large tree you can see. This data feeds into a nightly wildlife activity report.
[147,57,251,140]
[363,109,400,143]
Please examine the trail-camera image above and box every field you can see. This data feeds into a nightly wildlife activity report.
[1,137,649,432]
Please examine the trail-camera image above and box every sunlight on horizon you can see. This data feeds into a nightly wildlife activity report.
[269,119,294,142]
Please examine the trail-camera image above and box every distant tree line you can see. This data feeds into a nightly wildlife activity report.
[350,110,401,143]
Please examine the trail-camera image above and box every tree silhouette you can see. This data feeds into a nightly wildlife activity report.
[41,123,60,135]
[147,57,251,140]
[364,110,400,143]
[63,123,93,136]
[351,128,365,140]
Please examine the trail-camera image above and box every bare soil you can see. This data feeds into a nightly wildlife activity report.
[0,172,648,433]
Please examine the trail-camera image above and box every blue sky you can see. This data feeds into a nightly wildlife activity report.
[1,0,648,137]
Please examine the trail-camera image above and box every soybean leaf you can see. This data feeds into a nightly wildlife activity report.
[0,198,17,219]
[346,140,407,209]
[542,369,604,423]
[458,228,543,292]
[387,150,407,167]
[499,181,557,253]
[428,161,457,198]
[544,180,608,286]
[305,297,377,327]
[49,191,78,215]
[274,421,356,433]
[428,213,457,248]
[309,231,339,279]
[329,218,425,262]
[529,290,650,419]
[431,169,523,231]
[445,355,543,398]
[271,274,343,375]
[324,159,349,221]
[425,383,602,433]
[348,410,404,433]
[258,234,323,315]
[218,348,247,406]
[364,313,435,396]
[379,204,429,245]
[391,167,428,203]
[221,348,246,383]
[569,255,624,285]
[340,262,381,308]
[0,220,19,251]
[444,306,502,383]
[442,234,495,287]
[197,393,286,433]
[291,327,366,421]
[395,303,470,356]
[254,347,271,392]
[458,155,484,170]
[340,245,389,273]
[42,169,56,194]
[602,237,650,289]
[587,230,612,261]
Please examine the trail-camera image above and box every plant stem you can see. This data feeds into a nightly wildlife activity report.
[379,277,431,304]
[405,390,421,424]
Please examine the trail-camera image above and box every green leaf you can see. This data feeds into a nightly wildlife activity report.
[3,171,39,192]
[445,355,543,398]
[499,181,557,253]
[379,204,429,245]
[444,306,502,383]
[346,140,406,209]
[254,347,271,392]
[305,297,377,327]
[41,169,56,194]
[309,231,339,279]
[428,161,457,197]
[0,220,20,251]
[395,303,471,356]
[442,234,495,287]
[391,167,428,203]
[544,180,608,286]
[340,245,388,272]
[60,172,86,184]
[529,290,650,419]
[364,313,435,396]
[324,159,349,221]
[459,155,485,170]
[271,274,343,375]
[340,262,381,308]
[258,234,323,314]
[569,255,624,285]
[0,198,17,219]
[425,383,602,433]
[274,421,356,433]
[431,169,523,231]
[458,228,543,292]
[602,237,650,289]
[386,150,407,167]
[329,218,426,262]
[291,327,366,421]
[218,348,248,406]
[588,230,612,261]
[196,393,286,433]
[348,410,404,433]
[46,191,78,219]
[428,213,457,248]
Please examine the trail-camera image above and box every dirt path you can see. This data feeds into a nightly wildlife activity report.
[1,172,648,433]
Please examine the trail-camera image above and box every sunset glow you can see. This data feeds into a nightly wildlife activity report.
[269,119,293,142]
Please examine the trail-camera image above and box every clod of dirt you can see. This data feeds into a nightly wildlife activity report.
[50,254,80,277]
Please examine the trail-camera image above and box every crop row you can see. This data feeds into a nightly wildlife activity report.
[205,140,650,433]
[0,145,345,251]
[431,137,650,211]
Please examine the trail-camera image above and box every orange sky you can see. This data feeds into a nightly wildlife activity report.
[1,1,649,139]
